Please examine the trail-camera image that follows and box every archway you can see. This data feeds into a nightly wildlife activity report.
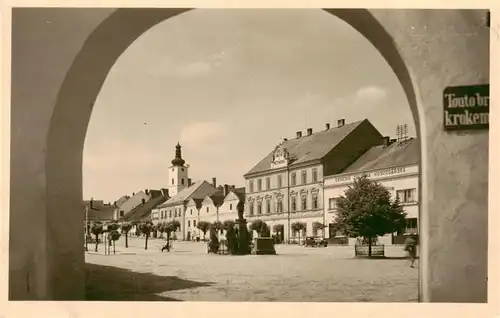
[10,8,489,302]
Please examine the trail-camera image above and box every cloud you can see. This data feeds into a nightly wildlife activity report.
[354,86,387,102]
[180,121,229,148]
[177,60,213,77]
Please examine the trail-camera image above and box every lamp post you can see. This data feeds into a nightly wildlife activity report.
[103,224,108,255]
[85,204,89,251]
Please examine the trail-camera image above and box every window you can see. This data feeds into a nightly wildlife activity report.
[172,178,174,185]
[397,188,417,203]
[277,175,282,188]
[266,198,271,214]
[249,181,254,193]
[329,198,338,210]
[169,210,172,217]
[266,177,271,190]
[301,195,307,210]
[257,201,262,215]
[257,179,262,191]
[277,198,283,213]
[193,220,197,227]
[291,196,297,211]
[230,204,232,211]
[206,207,209,213]
[301,170,307,184]
[312,168,318,183]
[249,202,254,216]
[188,220,191,227]
[182,168,184,172]
[405,218,418,234]
[312,195,318,209]
[120,210,124,217]
[174,210,177,217]
[181,178,185,185]
[190,209,193,215]
[291,173,296,186]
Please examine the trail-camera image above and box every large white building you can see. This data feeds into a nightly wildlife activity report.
[323,137,419,245]
[243,119,384,242]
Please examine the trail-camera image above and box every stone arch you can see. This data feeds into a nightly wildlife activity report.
[10,8,489,302]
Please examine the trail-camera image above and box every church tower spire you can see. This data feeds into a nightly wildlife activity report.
[171,142,186,166]
[168,142,188,197]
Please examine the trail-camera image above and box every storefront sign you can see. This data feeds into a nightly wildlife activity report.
[443,84,489,131]
[332,166,409,184]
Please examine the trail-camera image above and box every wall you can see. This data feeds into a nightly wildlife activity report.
[8,8,489,302]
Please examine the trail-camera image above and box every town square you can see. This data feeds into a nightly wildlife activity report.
[85,238,418,302]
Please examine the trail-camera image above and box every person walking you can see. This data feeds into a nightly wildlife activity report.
[161,238,170,252]
[404,234,418,268]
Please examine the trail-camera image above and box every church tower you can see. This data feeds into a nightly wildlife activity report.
[168,142,189,197]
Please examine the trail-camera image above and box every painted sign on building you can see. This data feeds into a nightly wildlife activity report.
[443,84,489,131]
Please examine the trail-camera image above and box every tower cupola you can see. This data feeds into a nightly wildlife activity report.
[171,142,186,166]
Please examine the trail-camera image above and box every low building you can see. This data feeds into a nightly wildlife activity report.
[83,199,114,223]
[152,179,218,240]
[243,119,383,242]
[323,137,419,245]
[112,190,150,220]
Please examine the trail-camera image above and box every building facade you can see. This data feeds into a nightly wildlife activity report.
[243,119,384,242]
[323,137,419,245]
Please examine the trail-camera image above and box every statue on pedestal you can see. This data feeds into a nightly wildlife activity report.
[235,201,250,255]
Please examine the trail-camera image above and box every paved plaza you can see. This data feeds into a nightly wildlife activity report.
[85,237,419,302]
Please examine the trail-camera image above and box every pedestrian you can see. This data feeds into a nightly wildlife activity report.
[404,234,418,268]
[161,238,170,252]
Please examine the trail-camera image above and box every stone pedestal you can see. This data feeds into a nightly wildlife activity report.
[252,237,277,255]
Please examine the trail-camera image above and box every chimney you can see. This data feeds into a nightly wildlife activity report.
[224,184,229,197]
[231,185,235,189]
[283,138,288,142]
[296,131,302,138]
[145,189,149,195]
[382,136,390,147]
[132,192,135,196]
[325,123,330,130]
[307,128,313,136]
[113,201,117,207]
[188,178,192,186]
[212,177,217,188]
[337,119,345,127]
[141,198,146,205]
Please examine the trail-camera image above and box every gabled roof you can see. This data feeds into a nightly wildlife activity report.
[244,120,366,176]
[120,193,168,222]
[160,180,218,207]
[186,198,204,210]
[226,187,246,202]
[202,190,225,207]
[342,138,419,174]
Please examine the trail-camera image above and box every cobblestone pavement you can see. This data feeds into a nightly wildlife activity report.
[85,237,419,302]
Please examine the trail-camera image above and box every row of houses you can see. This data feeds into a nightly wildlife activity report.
[85,118,419,245]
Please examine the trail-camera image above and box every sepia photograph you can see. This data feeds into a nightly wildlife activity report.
[5,5,494,310]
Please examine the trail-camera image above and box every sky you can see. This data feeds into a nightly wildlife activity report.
[83,9,416,203]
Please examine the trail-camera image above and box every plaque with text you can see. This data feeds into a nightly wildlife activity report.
[443,84,489,131]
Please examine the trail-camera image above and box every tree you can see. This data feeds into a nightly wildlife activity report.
[109,229,121,254]
[157,223,165,238]
[250,219,269,237]
[90,221,104,252]
[291,222,307,244]
[138,221,154,250]
[121,222,132,248]
[164,220,181,247]
[312,221,326,238]
[223,220,237,254]
[197,221,211,241]
[335,174,406,257]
